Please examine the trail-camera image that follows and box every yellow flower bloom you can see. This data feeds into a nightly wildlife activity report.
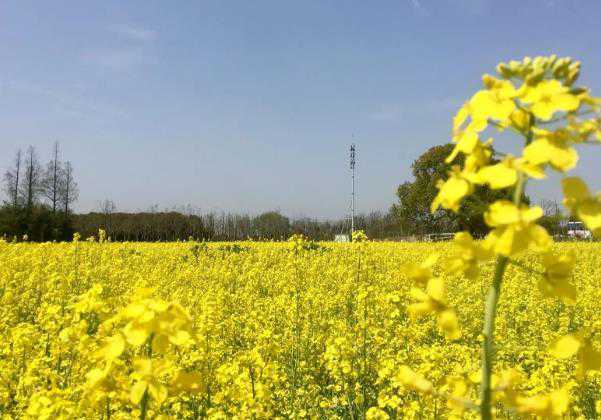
[97,334,125,362]
[538,251,576,304]
[484,201,551,256]
[469,81,516,123]
[85,366,113,392]
[469,154,545,190]
[463,139,493,173]
[562,177,601,236]
[366,407,389,420]
[352,229,368,243]
[516,387,570,418]
[520,79,580,120]
[437,309,461,340]
[130,358,171,405]
[549,333,601,378]
[549,334,582,359]
[485,201,542,226]
[475,160,518,189]
[447,129,479,163]
[508,108,532,133]
[396,365,433,394]
[402,253,438,286]
[121,297,194,352]
[408,277,461,340]
[445,377,469,415]
[492,368,523,406]
[523,129,579,172]
[408,279,444,317]
[446,231,492,279]
[431,168,473,213]
[170,370,203,395]
[452,100,488,135]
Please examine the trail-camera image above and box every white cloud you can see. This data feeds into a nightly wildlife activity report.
[408,0,429,16]
[2,79,127,120]
[81,24,157,71]
[82,47,146,72]
[108,24,157,42]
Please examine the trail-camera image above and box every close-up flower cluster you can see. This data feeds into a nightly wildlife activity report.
[418,55,601,418]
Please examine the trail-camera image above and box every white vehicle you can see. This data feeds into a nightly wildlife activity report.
[334,234,350,243]
[566,221,592,240]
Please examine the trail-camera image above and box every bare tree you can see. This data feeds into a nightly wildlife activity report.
[59,161,79,215]
[540,199,560,216]
[43,141,63,213]
[99,199,116,215]
[20,146,43,212]
[2,149,22,207]
[99,198,116,233]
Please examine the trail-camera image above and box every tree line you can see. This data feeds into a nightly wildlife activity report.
[1,143,78,241]
[72,205,399,241]
[2,142,568,242]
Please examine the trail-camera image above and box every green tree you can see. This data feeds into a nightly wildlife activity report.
[253,211,290,240]
[392,144,518,236]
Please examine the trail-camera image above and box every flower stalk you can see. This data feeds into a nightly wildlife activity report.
[480,119,532,419]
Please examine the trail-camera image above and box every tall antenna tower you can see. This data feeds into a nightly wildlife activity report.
[350,143,356,239]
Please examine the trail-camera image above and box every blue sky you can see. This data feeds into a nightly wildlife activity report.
[1,0,600,218]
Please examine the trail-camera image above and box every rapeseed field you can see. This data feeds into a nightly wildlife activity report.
[1,239,600,418]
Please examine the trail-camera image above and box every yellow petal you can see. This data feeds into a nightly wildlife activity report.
[130,380,148,404]
[453,103,470,132]
[523,137,578,172]
[426,277,445,303]
[476,162,518,189]
[550,388,570,416]
[123,323,149,347]
[484,201,521,226]
[431,175,472,213]
[562,177,590,208]
[171,371,203,394]
[102,334,125,361]
[581,343,601,373]
[149,382,168,404]
[549,334,581,359]
[438,309,461,340]
[398,365,433,393]
[407,302,432,317]
[578,201,601,233]
[168,330,192,347]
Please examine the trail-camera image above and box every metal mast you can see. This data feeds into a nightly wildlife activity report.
[350,143,356,239]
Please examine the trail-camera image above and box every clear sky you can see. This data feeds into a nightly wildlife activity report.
[1,0,600,218]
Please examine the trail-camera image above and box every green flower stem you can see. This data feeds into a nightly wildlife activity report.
[139,385,149,420]
[480,119,532,419]
[507,258,544,276]
[479,255,508,420]
[139,334,154,420]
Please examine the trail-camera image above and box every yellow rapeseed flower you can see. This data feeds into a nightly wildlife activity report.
[484,201,551,256]
[430,167,473,213]
[562,177,601,236]
[516,387,570,418]
[520,79,580,121]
